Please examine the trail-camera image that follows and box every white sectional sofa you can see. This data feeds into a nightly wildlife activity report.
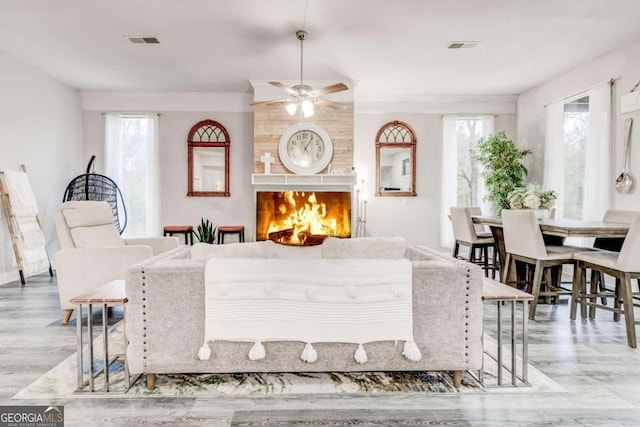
[125,237,483,389]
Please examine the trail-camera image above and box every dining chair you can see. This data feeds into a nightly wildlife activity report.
[450,207,498,277]
[570,214,640,348]
[589,210,640,313]
[501,209,585,320]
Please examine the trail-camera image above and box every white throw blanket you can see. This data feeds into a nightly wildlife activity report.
[198,258,422,364]
[2,171,49,276]
[3,171,38,217]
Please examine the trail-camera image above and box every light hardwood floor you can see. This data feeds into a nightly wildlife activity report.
[1,274,640,426]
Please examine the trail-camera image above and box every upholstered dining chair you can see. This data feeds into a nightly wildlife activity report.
[54,201,179,325]
[570,214,640,348]
[450,207,497,277]
[501,209,586,320]
[589,210,640,312]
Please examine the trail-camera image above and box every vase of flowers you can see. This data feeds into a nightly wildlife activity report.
[508,184,557,218]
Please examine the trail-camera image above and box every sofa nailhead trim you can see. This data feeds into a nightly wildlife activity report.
[142,267,148,373]
[464,268,471,365]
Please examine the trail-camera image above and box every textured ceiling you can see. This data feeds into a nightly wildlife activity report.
[0,0,639,96]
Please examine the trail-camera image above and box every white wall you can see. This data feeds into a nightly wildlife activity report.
[82,109,255,241]
[81,93,515,250]
[354,111,517,249]
[0,52,83,284]
[518,38,640,210]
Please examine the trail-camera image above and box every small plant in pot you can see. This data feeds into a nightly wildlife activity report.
[194,218,216,244]
[475,131,532,216]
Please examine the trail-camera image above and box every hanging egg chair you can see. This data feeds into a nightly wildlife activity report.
[62,155,127,234]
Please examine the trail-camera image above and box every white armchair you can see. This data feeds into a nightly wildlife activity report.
[54,201,179,324]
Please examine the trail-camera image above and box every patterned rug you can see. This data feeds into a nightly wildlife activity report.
[13,322,563,399]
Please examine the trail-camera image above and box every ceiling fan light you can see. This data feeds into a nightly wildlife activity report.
[301,99,315,118]
[285,102,298,116]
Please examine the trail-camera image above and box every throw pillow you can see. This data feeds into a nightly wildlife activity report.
[268,240,323,259]
[62,201,115,227]
[321,236,407,259]
[69,224,125,248]
[190,241,274,260]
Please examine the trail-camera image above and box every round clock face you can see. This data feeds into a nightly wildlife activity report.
[279,124,333,174]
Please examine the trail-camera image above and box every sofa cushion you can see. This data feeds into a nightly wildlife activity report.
[269,241,323,259]
[62,201,115,228]
[70,224,126,248]
[322,236,407,259]
[191,241,274,260]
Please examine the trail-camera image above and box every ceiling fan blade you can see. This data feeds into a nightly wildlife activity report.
[268,81,299,96]
[314,98,348,111]
[250,98,293,107]
[307,83,348,98]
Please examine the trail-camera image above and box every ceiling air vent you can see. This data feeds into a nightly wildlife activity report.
[126,36,160,44]
[447,41,479,49]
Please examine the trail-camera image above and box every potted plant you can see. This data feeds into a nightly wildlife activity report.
[194,218,216,244]
[475,131,532,216]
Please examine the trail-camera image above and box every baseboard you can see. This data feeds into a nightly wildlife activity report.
[0,270,19,286]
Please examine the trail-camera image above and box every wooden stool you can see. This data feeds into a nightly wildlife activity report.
[217,225,245,244]
[163,225,194,245]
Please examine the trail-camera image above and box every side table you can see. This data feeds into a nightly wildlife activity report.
[70,280,137,393]
[478,277,534,387]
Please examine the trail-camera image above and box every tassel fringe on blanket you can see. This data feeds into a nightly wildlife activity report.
[197,340,422,363]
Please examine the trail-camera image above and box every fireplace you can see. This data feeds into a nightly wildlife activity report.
[256,191,351,245]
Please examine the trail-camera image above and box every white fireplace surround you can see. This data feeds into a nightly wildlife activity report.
[252,173,359,242]
[251,173,357,189]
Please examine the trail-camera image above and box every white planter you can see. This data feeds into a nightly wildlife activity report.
[534,209,552,220]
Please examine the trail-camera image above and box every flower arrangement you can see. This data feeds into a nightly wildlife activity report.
[508,184,557,210]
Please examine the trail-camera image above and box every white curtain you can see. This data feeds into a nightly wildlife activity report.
[584,84,611,221]
[544,82,611,221]
[543,101,566,217]
[105,113,160,237]
[441,115,458,248]
[440,115,494,248]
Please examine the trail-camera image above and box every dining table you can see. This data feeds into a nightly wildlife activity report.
[471,215,630,283]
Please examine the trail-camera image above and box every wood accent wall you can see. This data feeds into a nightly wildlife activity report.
[253,103,354,174]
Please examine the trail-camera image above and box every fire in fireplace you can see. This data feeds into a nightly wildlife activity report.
[256,191,351,246]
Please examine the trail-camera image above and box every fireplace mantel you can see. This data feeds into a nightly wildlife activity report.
[251,173,357,187]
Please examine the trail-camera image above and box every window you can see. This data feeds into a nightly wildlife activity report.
[544,82,611,224]
[105,113,160,237]
[562,96,589,219]
[441,115,495,247]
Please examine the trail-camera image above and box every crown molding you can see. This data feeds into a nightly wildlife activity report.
[80,91,254,112]
[80,89,517,114]
[354,93,518,114]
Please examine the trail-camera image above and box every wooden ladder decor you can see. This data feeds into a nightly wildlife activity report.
[0,164,53,285]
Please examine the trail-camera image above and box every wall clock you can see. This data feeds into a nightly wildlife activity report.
[278,123,333,174]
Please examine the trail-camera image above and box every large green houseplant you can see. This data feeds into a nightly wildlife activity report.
[475,131,532,216]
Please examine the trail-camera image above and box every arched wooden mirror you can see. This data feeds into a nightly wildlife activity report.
[187,119,230,197]
[375,120,417,197]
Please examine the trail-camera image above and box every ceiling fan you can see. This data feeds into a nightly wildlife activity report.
[251,30,348,117]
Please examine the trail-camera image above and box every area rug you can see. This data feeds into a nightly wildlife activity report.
[13,322,564,399]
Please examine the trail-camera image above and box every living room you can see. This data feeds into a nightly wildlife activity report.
[1,1,640,425]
